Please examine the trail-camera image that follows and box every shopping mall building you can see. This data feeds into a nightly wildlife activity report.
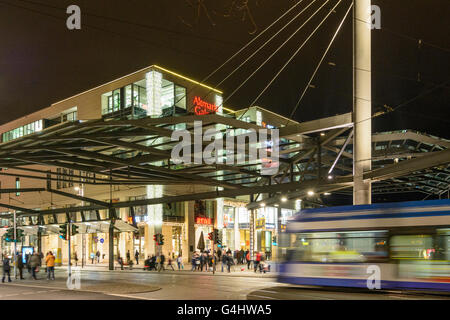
[0,65,300,265]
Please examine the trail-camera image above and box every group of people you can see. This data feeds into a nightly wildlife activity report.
[2,251,57,282]
[191,251,216,272]
[141,253,183,272]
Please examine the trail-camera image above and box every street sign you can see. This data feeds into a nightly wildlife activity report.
[100,238,104,244]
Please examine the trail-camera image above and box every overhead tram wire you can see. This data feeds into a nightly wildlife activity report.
[0,0,219,63]
[352,16,450,55]
[156,0,308,112]
[15,0,239,47]
[352,78,450,128]
[288,1,353,121]
[213,0,318,90]
[220,0,336,119]
[238,0,345,120]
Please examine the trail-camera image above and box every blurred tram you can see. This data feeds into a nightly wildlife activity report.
[278,199,450,291]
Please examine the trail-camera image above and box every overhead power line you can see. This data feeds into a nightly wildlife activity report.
[289,1,353,120]
[240,0,345,118]
[224,0,336,118]
[15,0,240,47]
[0,0,219,62]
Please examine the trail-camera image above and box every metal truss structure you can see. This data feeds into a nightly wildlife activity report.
[0,112,449,224]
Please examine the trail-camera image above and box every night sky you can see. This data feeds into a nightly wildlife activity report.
[0,0,449,138]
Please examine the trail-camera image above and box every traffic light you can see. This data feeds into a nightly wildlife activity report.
[213,229,219,243]
[16,228,24,241]
[59,224,68,240]
[216,231,222,246]
[159,234,164,246]
[4,228,14,242]
[208,232,213,241]
[71,224,79,236]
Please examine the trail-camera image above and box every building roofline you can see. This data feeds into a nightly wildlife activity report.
[51,64,223,107]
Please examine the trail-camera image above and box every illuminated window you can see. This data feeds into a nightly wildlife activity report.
[15,178,20,196]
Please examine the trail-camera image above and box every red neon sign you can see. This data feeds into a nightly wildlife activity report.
[195,217,212,225]
[193,96,218,115]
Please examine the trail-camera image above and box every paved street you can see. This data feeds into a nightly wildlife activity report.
[0,268,449,300]
[0,267,279,300]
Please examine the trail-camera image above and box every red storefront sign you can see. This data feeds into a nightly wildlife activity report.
[195,217,212,225]
[193,96,218,115]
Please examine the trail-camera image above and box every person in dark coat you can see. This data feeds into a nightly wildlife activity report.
[135,250,139,265]
[25,253,31,273]
[217,248,222,262]
[240,249,245,264]
[16,253,24,280]
[29,252,41,280]
[2,256,11,282]
[226,253,233,273]
[118,256,124,270]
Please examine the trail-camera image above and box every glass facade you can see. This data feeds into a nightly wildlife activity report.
[2,120,43,143]
[101,71,187,118]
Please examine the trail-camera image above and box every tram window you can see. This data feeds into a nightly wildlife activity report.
[390,235,433,260]
[287,231,388,263]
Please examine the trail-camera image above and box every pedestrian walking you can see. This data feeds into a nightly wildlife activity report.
[135,250,139,265]
[226,253,234,273]
[160,253,166,271]
[74,252,78,267]
[167,256,175,271]
[90,252,95,264]
[2,255,11,283]
[118,256,124,270]
[176,255,183,270]
[16,253,24,280]
[254,251,262,273]
[25,253,31,274]
[29,252,41,280]
[191,253,197,271]
[246,251,251,270]
[96,250,100,263]
[126,250,131,262]
[45,251,56,280]
[217,248,222,262]
[221,253,227,272]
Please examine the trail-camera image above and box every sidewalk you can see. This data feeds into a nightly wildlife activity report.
[57,261,278,278]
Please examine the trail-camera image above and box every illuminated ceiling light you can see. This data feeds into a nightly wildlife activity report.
[328,175,333,180]
[324,192,331,196]
[274,204,279,207]
[260,203,266,207]
[281,197,288,202]
[74,186,80,192]
[320,132,325,136]
[307,191,314,196]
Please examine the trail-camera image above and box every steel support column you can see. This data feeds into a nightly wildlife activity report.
[109,214,115,271]
[353,0,372,205]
